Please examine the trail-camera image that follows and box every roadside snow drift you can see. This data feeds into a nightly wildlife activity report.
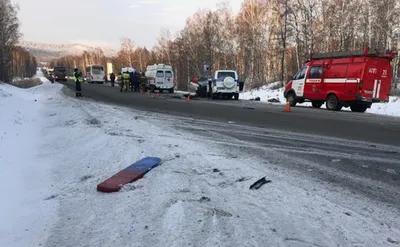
[240,82,400,117]
[1,76,399,247]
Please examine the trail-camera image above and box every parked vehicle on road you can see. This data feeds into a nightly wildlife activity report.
[145,64,175,93]
[284,47,395,112]
[188,76,209,97]
[86,65,105,84]
[53,66,67,81]
[211,70,241,100]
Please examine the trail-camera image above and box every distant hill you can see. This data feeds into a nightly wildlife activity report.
[19,40,118,62]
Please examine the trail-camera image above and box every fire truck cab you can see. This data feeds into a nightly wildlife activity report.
[284,47,394,112]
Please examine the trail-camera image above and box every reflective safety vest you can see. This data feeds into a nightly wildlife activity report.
[73,72,83,83]
[122,72,130,82]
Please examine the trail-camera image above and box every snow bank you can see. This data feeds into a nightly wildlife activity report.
[240,83,400,117]
[1,75,399,246]
[240,82,286,103]
[0,75,58,247]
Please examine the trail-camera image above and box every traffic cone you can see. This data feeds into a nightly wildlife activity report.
[140,89,143,95]
[147,90,150,96]
[186,94,191,102]
[156,91,160,97]
[284,99,291,112]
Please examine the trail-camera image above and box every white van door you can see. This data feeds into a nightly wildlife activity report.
[156,70,164,87]
[292,66,308,97]
[164,70,174,88]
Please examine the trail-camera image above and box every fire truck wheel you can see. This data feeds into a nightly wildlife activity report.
[311,101,323,108]
[326,94,340,111]
[350,104,367,113]
[287,93,297,107]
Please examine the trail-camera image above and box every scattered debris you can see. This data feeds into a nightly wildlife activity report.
[227,121,235,124]
[267,98,280,103]
[49,113,57,117]
[43,194,58,201]
[249,97,261,101]
[249,177,271,190]
[236,177,251,183]
[80,175,94,182]
[345,212,352,216]
[387,237,399,244]
[199,196,211,202]
[213,168,220,173]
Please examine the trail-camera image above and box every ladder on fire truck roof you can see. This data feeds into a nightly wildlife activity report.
[309,47,393,60]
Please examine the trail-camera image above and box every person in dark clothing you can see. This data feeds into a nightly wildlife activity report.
[208,78,213,99]
[129,71,135,92]
[110,72,115,87]
[133,71,140,92]
[73,68,83,97]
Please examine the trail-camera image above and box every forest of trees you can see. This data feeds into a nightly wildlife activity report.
[0,0,38,82]
[50,0,400,90]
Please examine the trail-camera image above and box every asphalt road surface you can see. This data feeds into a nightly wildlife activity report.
[58,79,400,226]
[60,79,400,146]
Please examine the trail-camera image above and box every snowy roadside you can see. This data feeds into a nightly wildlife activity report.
[1,75,399,247]
[0,75,58,247]
[240,82,400,117]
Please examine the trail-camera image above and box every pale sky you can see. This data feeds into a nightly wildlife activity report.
[14,0,243,49]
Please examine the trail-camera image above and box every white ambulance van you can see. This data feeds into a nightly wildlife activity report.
[145,64,175,93]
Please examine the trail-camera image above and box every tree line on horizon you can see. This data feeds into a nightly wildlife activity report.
[0,0,38,82]
[50,0,400,90]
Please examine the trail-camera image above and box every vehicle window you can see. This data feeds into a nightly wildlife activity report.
[217,71,236,79]
[294,67,308,80]
[309,66,322,78]
[156,71,164,77]
[92,66,104,71]
[92,68,103,74]
[165,71,173,78]
[54,67,66,72]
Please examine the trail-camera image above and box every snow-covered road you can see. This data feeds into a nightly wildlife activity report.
[1,75,399,247]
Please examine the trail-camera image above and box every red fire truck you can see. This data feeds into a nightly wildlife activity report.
[283,47,394,112]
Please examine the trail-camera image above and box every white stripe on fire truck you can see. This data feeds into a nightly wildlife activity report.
[322,78,360,83]
[373,80,377,98]
[377,80,381,98]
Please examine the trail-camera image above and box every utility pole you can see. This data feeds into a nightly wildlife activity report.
[187,57,190,90]
[280,0,288,86]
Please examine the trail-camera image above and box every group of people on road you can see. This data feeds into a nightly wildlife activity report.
[71,67,148,97]
[116,68,147,93]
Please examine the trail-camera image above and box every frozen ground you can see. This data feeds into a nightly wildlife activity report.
[240,82,400,117]
[1,73,399,247]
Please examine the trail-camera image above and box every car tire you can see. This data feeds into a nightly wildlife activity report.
[234,93,239,100]
[287,92,297,107]
[326,94,341,111]
[350,104,367,113]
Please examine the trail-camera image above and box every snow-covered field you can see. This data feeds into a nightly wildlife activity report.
[1,73,399,246]
[240,82,400,117]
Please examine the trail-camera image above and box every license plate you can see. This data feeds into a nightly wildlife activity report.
[157,82,163,84]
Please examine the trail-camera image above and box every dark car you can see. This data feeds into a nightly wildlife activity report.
[53,66,67,81]
[188,76,209,97]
